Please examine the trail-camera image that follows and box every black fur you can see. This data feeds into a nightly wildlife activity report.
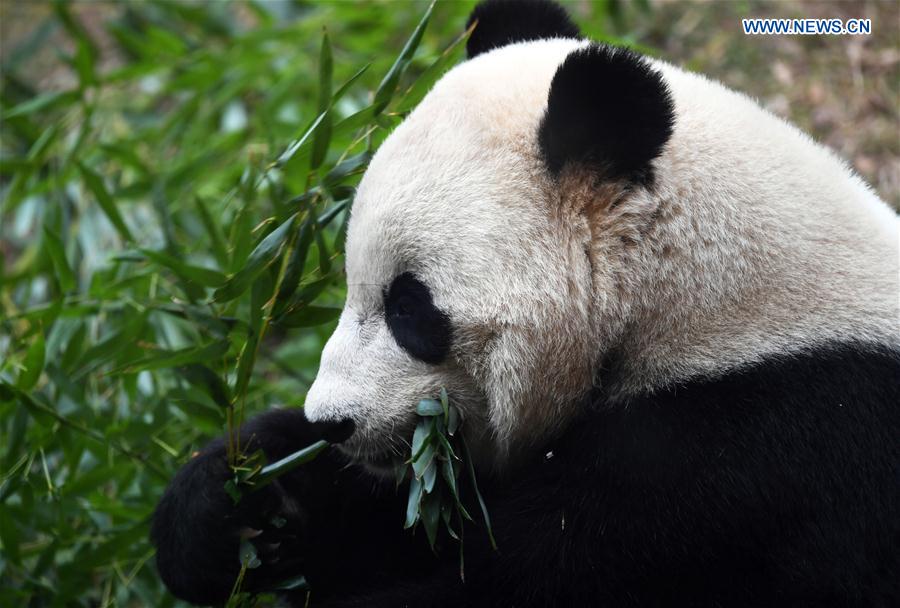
[150,410,432,606]
[384,272,452,364]
[538,44,675,183]
[152,343,900,606]
[466,0,581,59]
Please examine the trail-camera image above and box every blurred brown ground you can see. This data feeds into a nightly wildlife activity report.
[645,0,899,209]
[2,0,897,208]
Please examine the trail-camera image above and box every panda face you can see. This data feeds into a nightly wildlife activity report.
[303,40,602,469]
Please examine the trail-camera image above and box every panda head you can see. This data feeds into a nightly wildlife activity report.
[304,0,898,471]
[304,0,676,470]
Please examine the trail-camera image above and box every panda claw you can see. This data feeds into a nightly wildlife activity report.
[238,526,263,539]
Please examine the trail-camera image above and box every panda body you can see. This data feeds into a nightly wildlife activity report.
[152,1,900,606]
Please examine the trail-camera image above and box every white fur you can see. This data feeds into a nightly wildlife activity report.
[305,39,900,468]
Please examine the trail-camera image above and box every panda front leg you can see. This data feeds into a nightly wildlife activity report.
[150,408,447,606]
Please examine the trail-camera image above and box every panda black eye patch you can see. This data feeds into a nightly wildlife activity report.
[384,273,452,364]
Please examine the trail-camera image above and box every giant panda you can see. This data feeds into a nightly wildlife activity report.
[151,1,900,606]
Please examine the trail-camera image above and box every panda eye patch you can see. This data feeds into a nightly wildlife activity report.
[384,273,452,364]
[391,296,413,318]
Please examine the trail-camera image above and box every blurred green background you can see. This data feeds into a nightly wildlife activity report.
[1,1,896,606]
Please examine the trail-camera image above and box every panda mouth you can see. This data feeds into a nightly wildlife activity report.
[339,444,402,476]
[336,420,418,477]
[358,451,402,478]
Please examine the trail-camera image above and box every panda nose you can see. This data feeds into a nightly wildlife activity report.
[306,416,356,444]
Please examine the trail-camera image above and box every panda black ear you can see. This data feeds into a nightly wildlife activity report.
[538,44,675,184]
[466,0,581,59]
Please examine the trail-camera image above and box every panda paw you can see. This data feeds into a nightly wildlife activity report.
[233,478,311,580]
[151,445,313,605]
[151,410,356,604]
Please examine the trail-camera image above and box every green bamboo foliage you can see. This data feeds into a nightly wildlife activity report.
[404,389,497,581]
[0,2,475,605]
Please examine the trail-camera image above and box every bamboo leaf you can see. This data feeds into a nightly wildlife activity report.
[42,226,76,292]
[333,202,351,254]
[1,90,80,120]
[195,197,229,268]
[332,63,370,103]
[373,1,435,113]
[284,275,334,312]
[441,502,460,541]
[60,323,87,373]
[77,162,134,242]
[100,143,149,175]
[323,152,371,188]
[276,111,328,168]
[421,489,441,549]
[276,305,341,329]
[232,332,258,400]
[118,341,230,374]
[310,31,334,170]
[461,432,498,550]
[409,419,432,464]
[53,0,99,62]
[310,109,333,171]
[178,365,231,410]
[249,270,273,337]
[73,313,146,379]
[405,475,424,529]
[440,387,450,420]
[447,405,460,436]
[128,248,226,287]
[274,216,316,308]
[27,124,60,163]
[317,30,333,113]
[412,440,436,480]
[17,330,46,391]
[332,105,378,137]
[252,439,329,490]
[71,36,97,88]
[228,204,255,274]
[317,199,349,228]
[239,538,261,569]
[416,399,444,417]
[314,223,331,275]
[423,459,437,493]
[213,214,296,303]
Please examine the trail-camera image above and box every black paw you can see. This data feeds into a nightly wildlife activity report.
[152,447,313,604]
[232,478,312,589]
[151,409,354,605]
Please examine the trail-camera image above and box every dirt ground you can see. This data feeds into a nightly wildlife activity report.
[645,0,899,209]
